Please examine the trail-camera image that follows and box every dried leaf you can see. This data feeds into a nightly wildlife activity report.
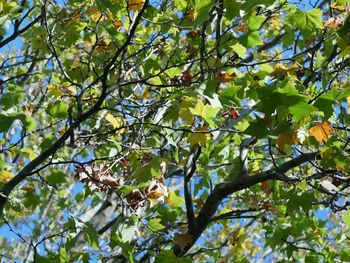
[144,179,168,207]
[215,72,237,83]
[174,233,192,250]
[324,14,345,29]
[309,121,334,143]
[261,181,272,194]
[181,70,192,85]
[128,0,145,12]
[75,165,124,192]
[277,131,299,150]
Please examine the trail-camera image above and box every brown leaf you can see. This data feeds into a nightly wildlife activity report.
[215,72,237,83]
[174,233,192,250]
[309,121,334,143]
[277,131,299,150]
[324,14,345,29]
[75,165,124,192]
[128,0,145,11]
[261,181,272,194]
[114,20,122,29]
[181,70,192,85]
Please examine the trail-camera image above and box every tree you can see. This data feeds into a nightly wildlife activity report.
[1,0,350,261]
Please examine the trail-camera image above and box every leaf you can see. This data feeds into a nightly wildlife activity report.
[261,181,272,194]
[288,102,317,122]
[230,43,247,58]
[247,31,263,47]
[269,63,299,78]
[19,148,37,161]
[277,131,299,150]
[309,121,334,143]
[289,8,323,32]
[46,169,66,185]
[324,14,345,29]
[84,222,99,248]
[190,100,219,128]
[347,96,350,114]
[0,113,36,132]
[330,3,346,11]
[248,15,265,31]
[0,171,14,183]
[342,209,350,227]
[188,127,211,147]
[215,72,237,82]
[155,250,191,263]
[47,101,69,118]
[114,19,122,29]
[166,191,185,207]
[105,113,124,129]
[174,233,192,250]
[148,218,165,231]
[128,0,144,11]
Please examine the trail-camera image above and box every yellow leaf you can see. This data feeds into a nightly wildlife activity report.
[0,171,14,183]
[269,63,299,78]
[20,148,37,161]
[309,121,334,143]
[330,3,346,11]
[277,131,299,150]
[87,6,102,22]
[105,113,124,129]
[347,96,350,114]
[128,0,144,11]
[174,233,192,250]
[188,127,211,147]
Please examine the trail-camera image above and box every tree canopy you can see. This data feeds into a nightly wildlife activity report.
[1,0,350,262]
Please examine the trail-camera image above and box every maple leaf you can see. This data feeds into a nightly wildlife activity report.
[188,127,211,147]
[309,121,334,143]
[174,233,192,250]
[215,72,237,82]
[277,131,299,150]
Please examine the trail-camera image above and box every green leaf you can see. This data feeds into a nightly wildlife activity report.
[84,222,99,248]
[248,15,265,31]
[155,250,192,263]
[288,102,318,121]
[46,169,66,185]
[148,218,165,231]
[47,101,69,118]
[166,192,185,207]
[289,8,323,33]
[224,0,240,19]
[0,113,36,132]
[247,31,263,47]
[230,43,247,58]
[342,209,350,227]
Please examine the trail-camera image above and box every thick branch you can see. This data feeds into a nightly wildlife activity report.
[175,151,319,256]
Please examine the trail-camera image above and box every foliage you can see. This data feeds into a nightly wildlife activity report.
[1,0,350,262]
